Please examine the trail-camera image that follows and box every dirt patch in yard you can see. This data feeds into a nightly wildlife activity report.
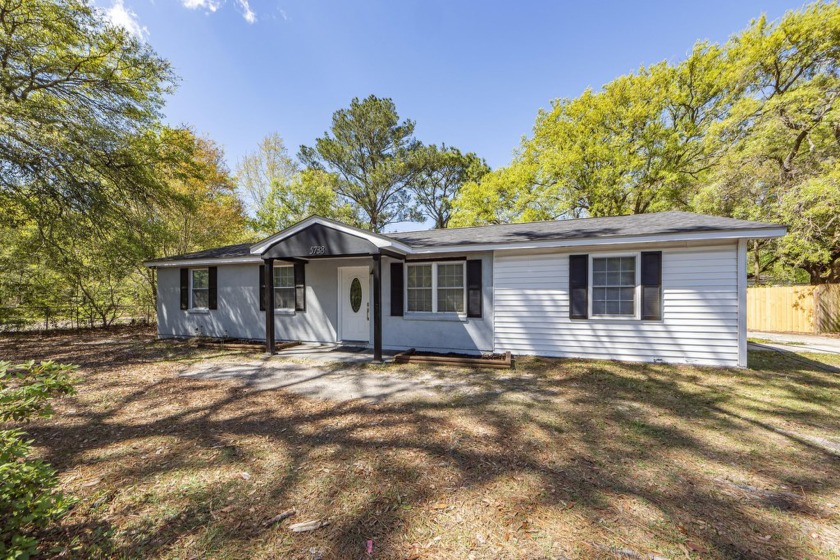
[2,327,840,559]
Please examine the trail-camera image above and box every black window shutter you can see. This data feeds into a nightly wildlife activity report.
[294,261,306,312]
[641,251,662,320]
[180,268,189,310]
[569,255,588,319]
[259,265,266,311]
[208,267,218,310]
[466,259,482,318]
[390,262,404,316]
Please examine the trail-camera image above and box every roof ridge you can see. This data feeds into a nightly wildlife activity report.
[391,211,704,236]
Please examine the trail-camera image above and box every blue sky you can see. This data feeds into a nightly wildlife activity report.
[102,0,804,227]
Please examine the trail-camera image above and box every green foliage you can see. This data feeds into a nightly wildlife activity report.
[236,133,300,220]
[454,49,730,226]
[453,1,840,284]
[0,361,77,423]
[412,145,489,228]
[1,361,76,558]
[0,127,250,328]
[299,95,425,232]
[0,0,175,226]
[238,134,356,234]
[0,0,252,327]
[254,169,357,233]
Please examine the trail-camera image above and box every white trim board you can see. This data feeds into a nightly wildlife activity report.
[146,256,262,268]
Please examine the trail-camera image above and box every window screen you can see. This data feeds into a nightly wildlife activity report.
[191,269,209,309]
[274,266,295,310]
[437,263,465,313]
[407,264,433,312]
[591,256,635,316]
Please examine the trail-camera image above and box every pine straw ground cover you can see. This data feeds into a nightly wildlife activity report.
[1,327,839,560]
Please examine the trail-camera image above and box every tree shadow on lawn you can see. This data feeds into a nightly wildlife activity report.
[4,333,839,559]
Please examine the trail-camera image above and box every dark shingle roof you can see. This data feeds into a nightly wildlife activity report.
[148,212,783,263]
[151,242,254,262]
[389,211,782,248]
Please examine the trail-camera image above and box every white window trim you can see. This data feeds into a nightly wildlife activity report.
[273,264,295,311]
[588,252,641,320]
[189,267,209,311]
[405,261,467,316]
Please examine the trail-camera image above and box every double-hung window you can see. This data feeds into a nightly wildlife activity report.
[591,256,636,317]
[406,262,465,314]
[190,268,209,309]
[273,265,295,310]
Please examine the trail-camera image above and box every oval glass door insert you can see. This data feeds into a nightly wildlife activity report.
[350,278,362,313]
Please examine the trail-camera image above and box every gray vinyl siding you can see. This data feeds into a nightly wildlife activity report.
[157,258,369,343]
[157,264,265,340]
[493,244,741,366]
[381,253,494,354]
[155,255,494,353]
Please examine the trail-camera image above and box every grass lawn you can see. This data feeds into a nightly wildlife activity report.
[2,327,839,559]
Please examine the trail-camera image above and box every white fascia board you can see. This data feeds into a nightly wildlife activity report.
[145,256,262,268]
[405,227,788,255]
[249,216,413,255]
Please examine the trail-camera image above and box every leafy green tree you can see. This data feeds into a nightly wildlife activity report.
[236,133,300,217]
[299,95,424,232]
[237,133,356,234]
[453,47,730,225]
[454,1,840,284]
[412,145,489,228]
[1,361,76,558]
[695,1,840,283]
[0,0,175,226]
[778,170,840,283]
[124,127,250,311]
[253,169,357,233]
[0,127,251,328]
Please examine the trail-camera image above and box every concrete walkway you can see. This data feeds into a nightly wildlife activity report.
[748,331,840,355]
[181,343,552,402]
[182,343,472,401]
[182,358,457,401]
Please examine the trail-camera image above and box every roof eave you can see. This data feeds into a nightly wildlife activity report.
[403,226,788,255]
[144,256,263,268]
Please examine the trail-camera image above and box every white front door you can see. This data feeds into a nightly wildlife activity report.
[338,266,370,343]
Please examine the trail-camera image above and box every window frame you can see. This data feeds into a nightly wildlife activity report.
[588,252,641,320]
[404,261,467,315]
[273,264,296,311]
[189,267,210,310]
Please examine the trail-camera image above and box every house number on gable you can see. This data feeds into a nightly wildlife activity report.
[309,246,326,255]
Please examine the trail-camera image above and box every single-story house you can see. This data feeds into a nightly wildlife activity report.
[145,212,786,367]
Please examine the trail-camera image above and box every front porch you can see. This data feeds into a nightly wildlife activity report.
[255,217,411,361]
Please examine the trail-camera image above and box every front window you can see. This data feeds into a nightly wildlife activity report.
[407,264,433,312]
[437,263,465,313]
[592,256,636,317]
[191,268,209,309]
[274,265,295,310]
[407,262,465,314]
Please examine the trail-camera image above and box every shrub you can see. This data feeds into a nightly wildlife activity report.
[0,361,76,559]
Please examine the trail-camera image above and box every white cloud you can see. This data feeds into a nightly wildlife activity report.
[106,0,149,39]
[180,0,255,22]
[181,0,221,12]
[237,0,256,23]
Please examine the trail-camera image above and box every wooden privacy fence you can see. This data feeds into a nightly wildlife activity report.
[747,284,840,333]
